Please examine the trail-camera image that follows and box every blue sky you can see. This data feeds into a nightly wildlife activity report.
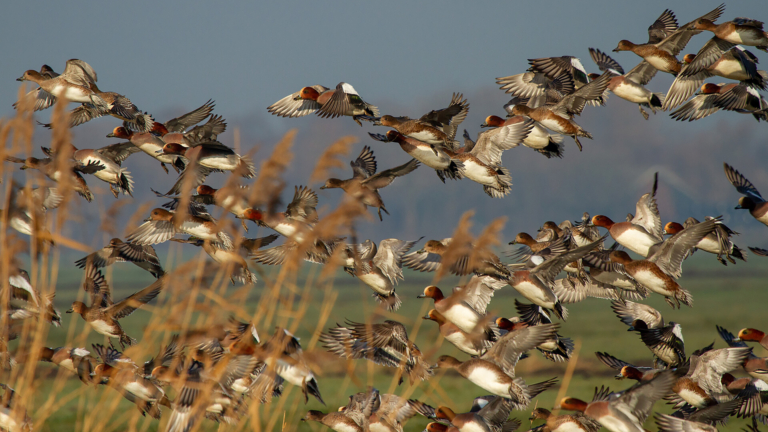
[3,1,768,252]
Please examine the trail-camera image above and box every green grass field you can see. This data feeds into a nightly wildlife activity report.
[10,250,768,432]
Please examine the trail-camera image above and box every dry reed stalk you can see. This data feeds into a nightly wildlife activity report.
[249,130,295,211]
[308,136,357,185]
[434,211,475,281]
[552,338,582,414]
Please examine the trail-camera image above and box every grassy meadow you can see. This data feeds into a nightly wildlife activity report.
[10,250,768,432]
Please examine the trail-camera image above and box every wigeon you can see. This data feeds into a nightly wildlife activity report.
[730,376,768,419]
[106,126,185,174]
[613,5,725,76]
[671,82,767,121]
[17,346,95,384]
[321,146,420,220]
[249,237,343,266]
[249,328,324,404]
[321,320,433,385]
[508,230,571,265]
[587,218,718,307]
[241,185,319,241]
[348,391,433,432]
[368,131,464,182]
[342,238,419,311]
[724,163,768,227]
[497,300,575,362]
[559,370,678,432]
[595,352,664,381]
[509,236,606,320]
[74,238,164,278]
[654,399,742,432]
[404,238,510,279]
[509,72,612,151]
[160,142,255,195]
[496,71,575,110]
[433,397,520,432]
[91,344,171,419]
[370,93,469,149]
[680,17,768,78]
[40,82,151,131]
[552,272,647,305]
[667,345,751,409]
[172,234,278,284]
[126,207,233,248]
[268,82,379,126]
[151,112,227,145]
[736,328,768,350]
[611,300,665,330]
[0,184,61,245]
[638,321,686,368]
[302,410,364,432]
[435,323,560,409]
[452,118,534,198]
[528,56,591,91]
[7,267,61,327]
[153,183,254,230]
[67,267,165,348]
[592,173,664,257]
[0,385,32,432]
[588,48,664,119]
[664,47,765,110]
[423,309,494,356]
[154,353,259,429]
[5,155,103,202]
[481,115,565,158]
[418,275,507,336]
[717,325,768,382]
[13,64,59,111]
[528,407,601,432]
[15,59,107,111]
[664,217,747,265]
[42,142,138,197]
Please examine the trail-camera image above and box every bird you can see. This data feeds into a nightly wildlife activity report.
[268,82,379,126]
[724,163,768,227]
[320,146,419,220]
[320,319,433,385]
[67,267,165,348]
[342,238,420,311]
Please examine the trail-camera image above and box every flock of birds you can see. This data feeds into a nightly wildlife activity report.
[2,3,768,432]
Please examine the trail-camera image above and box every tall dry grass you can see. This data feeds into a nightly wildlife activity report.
[0,97,494,432]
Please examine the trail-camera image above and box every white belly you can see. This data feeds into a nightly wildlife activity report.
[613,82,651,103]
[538,118,568,135]
[201,156,238,171]
[444,332,480,356]
[358,272,392,294]
[180,223,217,241]
[552,421,587,432]
[462,160,496,186]
[442,305,480,334]
[90,319,119,337]
[268,358,308,387]
[711,60,748,81]
[522,125,550,149]
[57,358,76,373]
[631,270,673,295]
[406,130,442,144]
[513,281,555,308]
[644,55,673,73]
[466,368,510,397]
[10,217,32,235]
[696,236,721,254]
[406,145,451,169]
[614,229,657,257]
[678,388,708,408]
[124,382,156,402]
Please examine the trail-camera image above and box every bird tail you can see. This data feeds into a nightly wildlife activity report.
[373,291,402,312]
[118,169,134,196]
[539,137,565,159]
[121,334,137,347]
[730,245,748,262]
[237,156,256,178]
[553,301,568,321]
[676,288,693,308]
[650,93,664,109]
